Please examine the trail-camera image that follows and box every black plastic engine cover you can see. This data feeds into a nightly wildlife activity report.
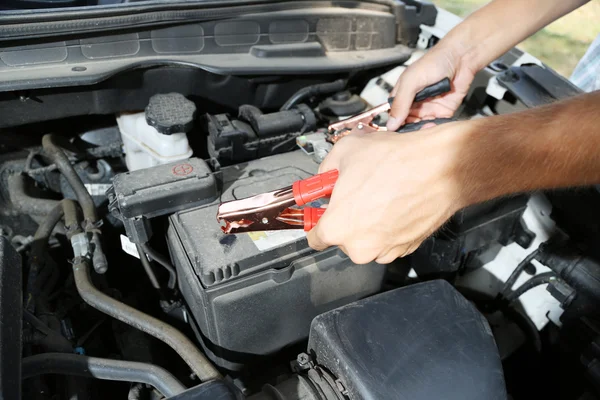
[308,280,507,400]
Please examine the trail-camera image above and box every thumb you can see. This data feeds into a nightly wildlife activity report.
[307,220,331,251]
[386,74,421,131]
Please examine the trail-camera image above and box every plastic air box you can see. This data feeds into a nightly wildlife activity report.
[167,151,386,370]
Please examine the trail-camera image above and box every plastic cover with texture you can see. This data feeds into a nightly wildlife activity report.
[308,280,507,400]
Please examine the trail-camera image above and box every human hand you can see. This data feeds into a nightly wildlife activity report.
[386,45,477,131]
[307,122,472,264]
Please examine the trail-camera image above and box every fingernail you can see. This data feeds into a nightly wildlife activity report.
[386,116,399,130]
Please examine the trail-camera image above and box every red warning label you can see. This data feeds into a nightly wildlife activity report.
[172,163,194,176]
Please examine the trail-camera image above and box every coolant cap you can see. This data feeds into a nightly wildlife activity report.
[145,93,197,135]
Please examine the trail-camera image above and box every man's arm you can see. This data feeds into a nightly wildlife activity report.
[387,0,591,130]
[455,91,600,206]
[307,91,600,264]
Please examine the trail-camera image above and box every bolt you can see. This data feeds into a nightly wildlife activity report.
[262,218,268,224]
[357,122,364,130]
[297,353,310,367]
[499,70,519,83]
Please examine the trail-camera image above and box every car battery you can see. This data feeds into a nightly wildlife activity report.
[167,150,386,370]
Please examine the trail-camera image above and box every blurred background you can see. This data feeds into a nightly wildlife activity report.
[432,0,600,77]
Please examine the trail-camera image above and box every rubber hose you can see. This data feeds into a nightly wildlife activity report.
[25,202,65,312]
[7,174,60,216]
[42,134,97,228]
[62,199,82,240]
[141,244,176,290]
[239,105,309,137]
[280,79,347,111]
[72,258,220,381]
[22,353,186,398]
[136,244,161,290]
[501,249,540,297]
[23,310,72,353]
[504,272,556,303]
[43,135,108,273]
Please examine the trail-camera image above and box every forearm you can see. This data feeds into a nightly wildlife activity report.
[438,0,589,71]
[453,91,600,208]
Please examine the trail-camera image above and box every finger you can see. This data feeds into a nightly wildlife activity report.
[344,239,380,265]
[306,223,331,251]
[375,245,407,264]
[405,116,421,123]
[386,72,422,131]
[409,101,455,119]
[400,241,422,258]
[306,205,343,251]
[346,248,379,265]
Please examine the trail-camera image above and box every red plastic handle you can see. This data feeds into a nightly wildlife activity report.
[303,207,326,231]
[293,170,339,206]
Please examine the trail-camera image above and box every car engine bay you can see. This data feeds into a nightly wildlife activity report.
[1,1,600,399]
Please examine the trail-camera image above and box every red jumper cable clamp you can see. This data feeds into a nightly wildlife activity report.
[217,170,338,234]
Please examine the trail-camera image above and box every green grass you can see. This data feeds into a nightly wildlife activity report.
[432,0,599,77]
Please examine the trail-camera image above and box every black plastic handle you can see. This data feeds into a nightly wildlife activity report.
[395,117,456,133]
[388,77,452,105]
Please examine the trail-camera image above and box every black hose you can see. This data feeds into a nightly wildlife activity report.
[23,310,73,353]
[280,79,347,111]
[62,199,82,239]
[71,257,220,381]
[501,249,540,297]
[141,244,176,290]
[25,202,65,313]
[7,174,60,216]
[136,244,161,290]
[42,134,97,228]
[43,134,108,273]
[238,104,316,137]
[22,353,186,398]
[504,272,556,303]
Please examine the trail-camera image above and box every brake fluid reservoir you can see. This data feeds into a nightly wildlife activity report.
[117,93,195,171]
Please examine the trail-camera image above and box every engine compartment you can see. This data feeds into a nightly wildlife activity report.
[2,5,600,398]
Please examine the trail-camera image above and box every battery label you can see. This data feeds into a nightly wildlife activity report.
[247,230,306,251]
[246,200,327,251]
